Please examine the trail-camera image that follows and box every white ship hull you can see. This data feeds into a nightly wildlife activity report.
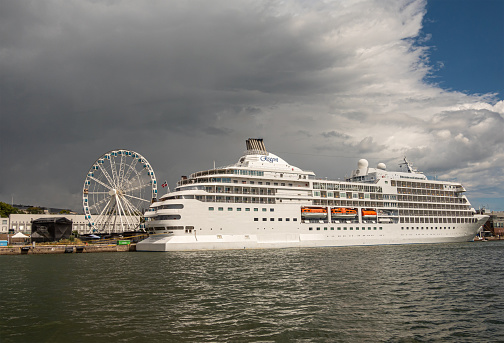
[136,198,488,251]
[138,139,489,252]
[137,220,486,251]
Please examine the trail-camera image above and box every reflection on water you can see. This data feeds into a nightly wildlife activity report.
[1,242,504,342]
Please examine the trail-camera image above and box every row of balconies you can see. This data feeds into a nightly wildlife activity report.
[398,203,470,210]
[207,187,277,195]
[397,188,461,196]
[399,210,473,217]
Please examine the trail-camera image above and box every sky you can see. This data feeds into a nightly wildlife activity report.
[1,0,504,212]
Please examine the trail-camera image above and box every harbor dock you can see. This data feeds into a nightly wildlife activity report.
[0,243,136,255]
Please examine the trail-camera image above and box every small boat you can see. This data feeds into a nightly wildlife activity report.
[301,207,328,218]
[361,209,377,219]
[331,208,357,218]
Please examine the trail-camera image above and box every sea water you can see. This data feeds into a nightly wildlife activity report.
[1,242,504,342]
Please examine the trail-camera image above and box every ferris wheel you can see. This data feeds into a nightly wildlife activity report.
[82,149,157,233]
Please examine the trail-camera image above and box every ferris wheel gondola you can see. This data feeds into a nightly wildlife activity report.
[82,149,157,233]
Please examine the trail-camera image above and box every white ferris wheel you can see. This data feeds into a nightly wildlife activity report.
[82,149,157,233]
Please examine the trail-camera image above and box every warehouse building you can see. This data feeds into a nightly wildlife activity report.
[1,214,141,235]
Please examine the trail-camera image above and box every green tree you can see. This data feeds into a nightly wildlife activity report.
[26,207,44,214]
[0,202,21,217]
[59,209,71,214]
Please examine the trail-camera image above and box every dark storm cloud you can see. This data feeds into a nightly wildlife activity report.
[0,0,342,209]
[322,131,350,139]
[1,0,340,143]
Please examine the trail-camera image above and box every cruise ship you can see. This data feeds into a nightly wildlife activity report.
[137,139,488,251]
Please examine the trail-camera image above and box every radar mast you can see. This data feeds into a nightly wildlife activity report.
[399,157,423,174]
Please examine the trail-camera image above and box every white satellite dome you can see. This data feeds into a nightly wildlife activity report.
[357,159,369,169]
[377,162,386,170]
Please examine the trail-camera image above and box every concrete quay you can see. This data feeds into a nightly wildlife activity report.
[0,243,136,255]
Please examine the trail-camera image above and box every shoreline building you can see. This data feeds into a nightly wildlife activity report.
[481,211,504,237]
[1,214,142,236]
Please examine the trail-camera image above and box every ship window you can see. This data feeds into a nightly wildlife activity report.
[246,208,250,211]
[218,207,223,211]
[270,218,274,221]
[254,208,258,211]
[343,227,347,230]
[293,218,297,221]
[274,183,278,186]
[263,218,267,221]
[262,208,267,212]
[286,218,290,221]
[270,208,274,212]
[254,218,258,221]
[316,227,320,230]
[331,227,334,230]
[228,208,232,211]
[379,227,382,230]
[350,227,353,230]
[278,218,282,221]
[309,227,313,231]
[374,227,377,230]
[209,207,214,211]
[237,208,242,211]
[368,227,371,230]
[356,227,359,230]
[266,182,270,185]
[337,227,341,230]
[324,227,327,230]
[281,183,285,186]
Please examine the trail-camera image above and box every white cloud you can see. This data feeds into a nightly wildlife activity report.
[1,0,503,211]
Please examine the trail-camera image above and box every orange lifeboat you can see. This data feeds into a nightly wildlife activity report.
[361,209,377,219]
[301,207,328,218]
[331,208,357,218]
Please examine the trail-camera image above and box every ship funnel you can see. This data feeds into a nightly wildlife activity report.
[246,138,267,153]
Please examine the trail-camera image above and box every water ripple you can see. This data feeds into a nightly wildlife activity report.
[1,242,504,342]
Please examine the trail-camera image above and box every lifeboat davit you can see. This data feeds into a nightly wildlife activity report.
[331,208,357,218]
[301,207,328,218]
[361,209,377,219]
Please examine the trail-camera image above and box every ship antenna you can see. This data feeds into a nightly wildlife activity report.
[400,157,417,173]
